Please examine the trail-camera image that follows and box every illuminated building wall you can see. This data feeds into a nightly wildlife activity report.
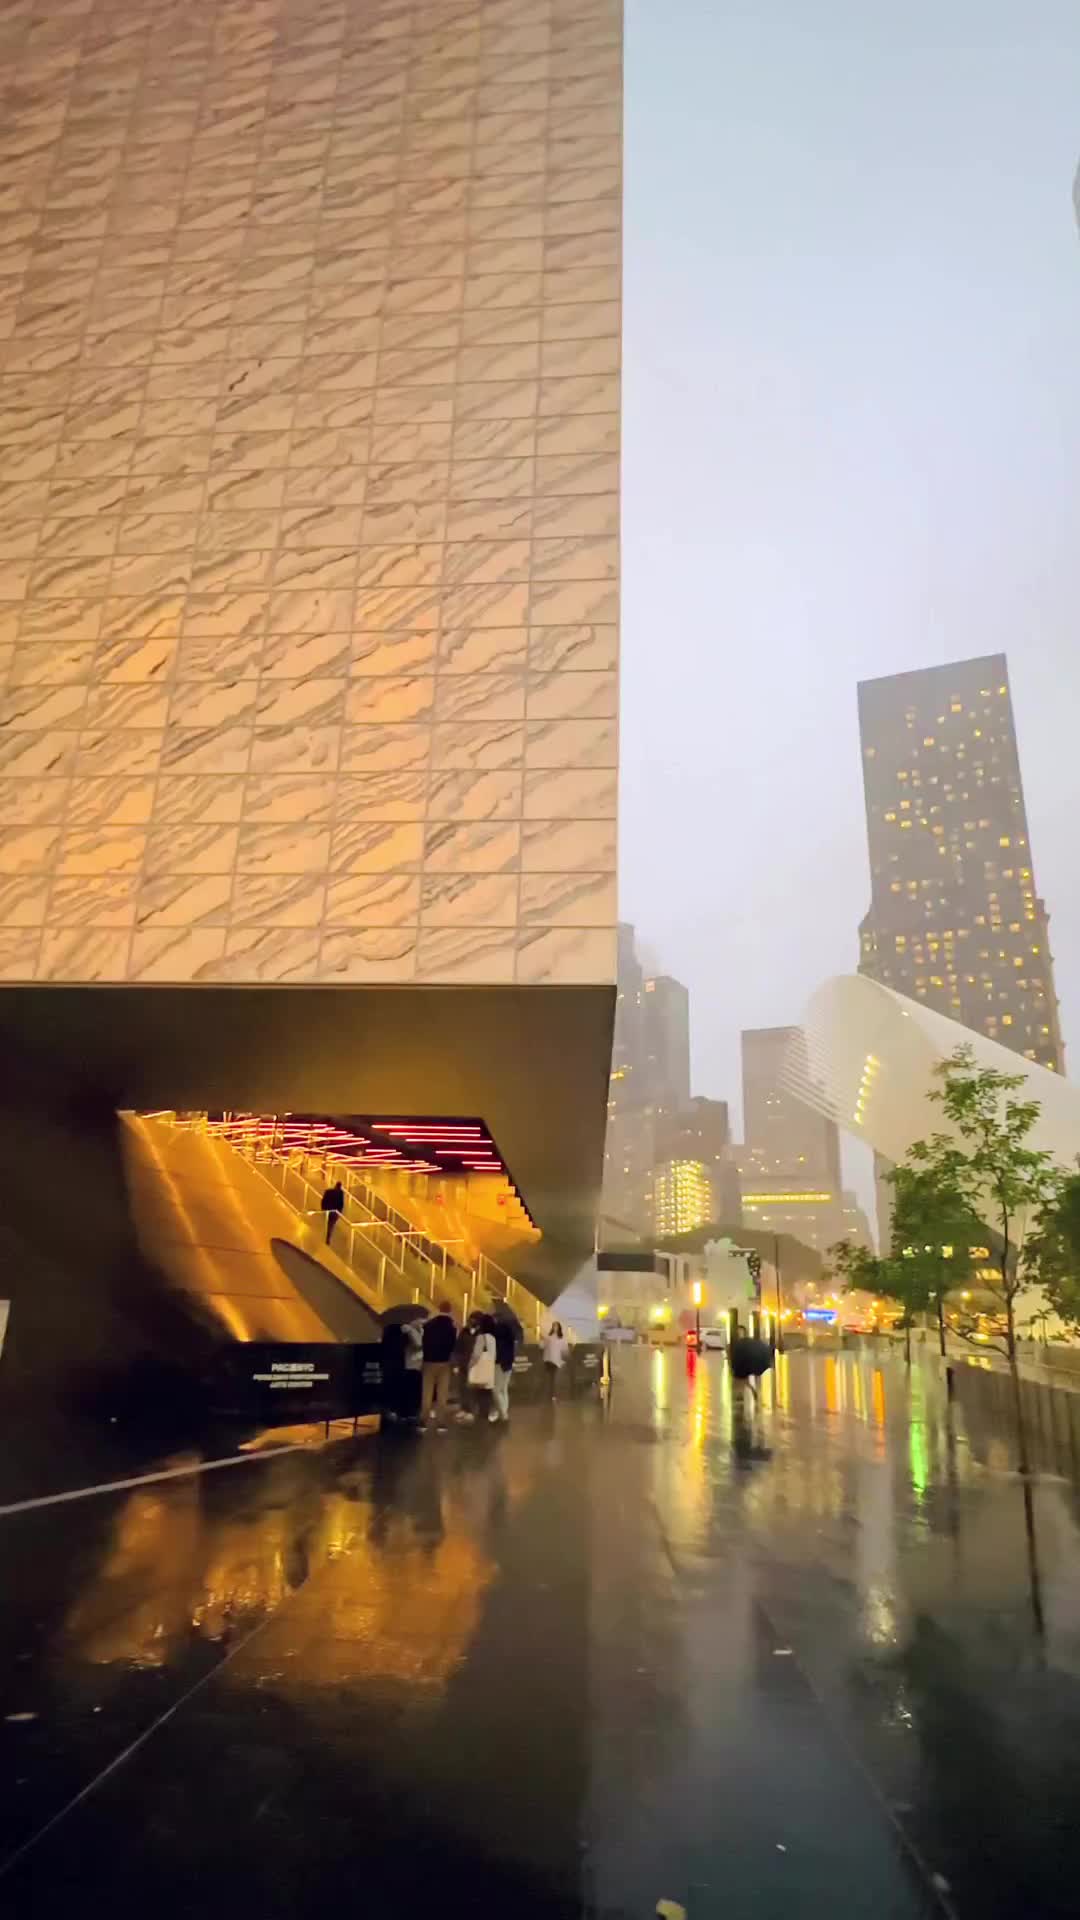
[736,1167,844,1255]
[857,656,1064,1072]
[653,1156,713,1239]
[0,0,621,993]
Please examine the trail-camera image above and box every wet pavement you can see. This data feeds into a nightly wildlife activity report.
[3,1349,1080,1918]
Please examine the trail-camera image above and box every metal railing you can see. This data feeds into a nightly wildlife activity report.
[150,1109,541,1334]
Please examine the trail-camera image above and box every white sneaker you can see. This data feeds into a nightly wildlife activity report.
[488,1410,500,1423]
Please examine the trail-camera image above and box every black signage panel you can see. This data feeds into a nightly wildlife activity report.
[208,1343,382,1424]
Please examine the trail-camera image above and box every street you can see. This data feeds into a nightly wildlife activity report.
[2,1348,1079,1916]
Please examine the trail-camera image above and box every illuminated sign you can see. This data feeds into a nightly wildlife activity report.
[804,1307,837,1324]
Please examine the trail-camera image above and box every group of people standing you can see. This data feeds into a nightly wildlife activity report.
[381,1303,572,1430]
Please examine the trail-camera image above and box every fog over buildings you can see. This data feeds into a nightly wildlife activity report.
[618,0,1080,1222]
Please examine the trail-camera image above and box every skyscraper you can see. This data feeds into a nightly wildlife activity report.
[0,0,624,1321]
[603,924,650,1231]
[741,1027,841,1188]
[857,657,1064,1071]
[642,972,691,1129]
[602,929,693,1237]
[737,1026,844,1254]
[657,1095,740,1222]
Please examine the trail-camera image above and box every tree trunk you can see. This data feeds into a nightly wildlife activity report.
[936,1293,947,1360]
[1006,1295,1031,1477]
[904,1318,911,1366]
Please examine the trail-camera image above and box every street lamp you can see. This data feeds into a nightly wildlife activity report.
[691,1278,703,1348]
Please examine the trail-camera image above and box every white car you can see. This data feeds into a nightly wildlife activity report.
[701,1327,727,1351]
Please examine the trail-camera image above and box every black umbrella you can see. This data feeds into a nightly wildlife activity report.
[490,1300,524,1340]
[729,1335,773,1381]
[380,1302,429,1327]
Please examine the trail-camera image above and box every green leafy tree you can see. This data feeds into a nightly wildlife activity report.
[887,1163,982,1358]
[906,1045,1064,1474]
[1028,1171,1080,1331]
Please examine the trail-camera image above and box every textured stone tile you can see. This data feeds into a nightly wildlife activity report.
[38,927,131,980]
[320,927,417,981]
[46,874,141,927]
[415,924,514,983]
[128,925,226,980]
[324,873,419,926]
[218,926,320,981]
[230,872,327,927]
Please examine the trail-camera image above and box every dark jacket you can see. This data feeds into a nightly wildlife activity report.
[422,1312,457,1364]
[321,1183,345,1213]
[494,1322,516,1372]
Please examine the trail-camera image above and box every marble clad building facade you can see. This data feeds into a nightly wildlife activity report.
[0,0,621,991]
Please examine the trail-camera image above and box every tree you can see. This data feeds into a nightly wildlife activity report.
[906,1045,1064,1474]
[1028,1171,1080,1331]
[828,1236,934,1364]
[887,1162,982,1358]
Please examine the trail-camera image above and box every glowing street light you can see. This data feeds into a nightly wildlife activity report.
[691,1279,703,1348]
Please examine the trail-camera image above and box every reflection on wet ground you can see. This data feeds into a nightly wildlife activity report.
[3,1350,1080,1916]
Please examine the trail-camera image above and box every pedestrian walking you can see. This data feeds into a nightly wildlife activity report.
[542,1320,569,1399]
[491,1313,517,1423]
[466,1314,497,1423]
[421,1299,457,1428]
[320,1177,345,1245]
[729,1325,772,1404]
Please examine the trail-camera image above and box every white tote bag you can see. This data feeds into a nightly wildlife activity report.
[468,1333,496,1390]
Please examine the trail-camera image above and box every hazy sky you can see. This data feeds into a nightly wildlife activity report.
[621,0,1080,1160]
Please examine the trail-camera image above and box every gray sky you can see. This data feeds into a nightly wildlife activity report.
[621,0,1080,1170]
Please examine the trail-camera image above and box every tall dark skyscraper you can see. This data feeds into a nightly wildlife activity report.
[858,656,1064,1072]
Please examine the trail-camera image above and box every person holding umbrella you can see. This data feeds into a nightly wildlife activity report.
[380,1304,427,1424]
[728,1324,773,1401]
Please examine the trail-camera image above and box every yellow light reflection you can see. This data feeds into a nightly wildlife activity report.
[871,1370,886,1429]
[824,1355,839,1415]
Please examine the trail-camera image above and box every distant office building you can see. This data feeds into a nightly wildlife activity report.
[738,1026,844,1253]
[603,925,651,1232]
[741,1028,842,1189]
[659,1097,740,1223]
[603,929,714,1238]
[653,1158,714,1239]
[643,973,692,1127]
[734,1152,844,1255]
[857,656,1064,1072]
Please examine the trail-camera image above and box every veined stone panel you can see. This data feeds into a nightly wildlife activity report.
[0,0,621,987]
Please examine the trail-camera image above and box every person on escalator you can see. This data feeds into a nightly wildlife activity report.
[321,1178,345,1244]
